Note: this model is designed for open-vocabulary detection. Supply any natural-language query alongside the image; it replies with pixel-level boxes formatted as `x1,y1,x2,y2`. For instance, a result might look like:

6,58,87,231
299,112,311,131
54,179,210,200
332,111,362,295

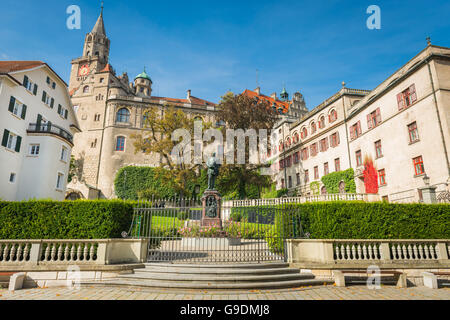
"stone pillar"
419,186,437,203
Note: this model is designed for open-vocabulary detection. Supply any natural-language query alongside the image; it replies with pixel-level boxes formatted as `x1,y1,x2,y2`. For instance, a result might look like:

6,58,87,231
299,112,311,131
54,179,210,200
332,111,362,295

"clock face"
78,64,90,76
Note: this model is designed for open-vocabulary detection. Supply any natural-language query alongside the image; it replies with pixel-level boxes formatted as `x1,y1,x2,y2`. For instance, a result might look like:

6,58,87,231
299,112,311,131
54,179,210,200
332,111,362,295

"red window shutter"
357,121,361,136
325,137,329,150
367,114,372,130
350,126,354,140
409,84,417,103
397,92,405,110
376,107,381,124
336,131,340,145
328,114,331,123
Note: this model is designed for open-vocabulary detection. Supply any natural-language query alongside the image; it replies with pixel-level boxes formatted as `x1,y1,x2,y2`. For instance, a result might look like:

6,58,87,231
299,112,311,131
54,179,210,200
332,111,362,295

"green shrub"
0,200,135,239
275,202,450,239
321,168,356,194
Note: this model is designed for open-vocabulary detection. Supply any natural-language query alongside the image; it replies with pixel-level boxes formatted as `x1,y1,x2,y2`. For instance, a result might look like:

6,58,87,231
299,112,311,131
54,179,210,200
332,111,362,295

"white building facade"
0,61,80,201
271,44,450,203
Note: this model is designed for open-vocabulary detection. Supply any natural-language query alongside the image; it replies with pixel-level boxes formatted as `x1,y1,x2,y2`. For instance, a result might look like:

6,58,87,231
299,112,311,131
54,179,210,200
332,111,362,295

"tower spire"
91,2,106,36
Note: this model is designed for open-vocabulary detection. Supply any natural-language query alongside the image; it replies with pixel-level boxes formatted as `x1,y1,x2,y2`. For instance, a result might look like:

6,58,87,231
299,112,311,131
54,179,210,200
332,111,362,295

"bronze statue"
206,152,221,190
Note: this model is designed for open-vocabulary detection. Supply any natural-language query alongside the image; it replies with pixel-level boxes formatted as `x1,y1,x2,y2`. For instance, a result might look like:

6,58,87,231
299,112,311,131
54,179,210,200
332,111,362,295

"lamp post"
423,174,430,186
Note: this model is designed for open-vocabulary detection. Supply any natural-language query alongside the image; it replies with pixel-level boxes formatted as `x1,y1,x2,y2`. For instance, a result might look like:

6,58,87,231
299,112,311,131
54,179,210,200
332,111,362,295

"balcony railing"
27,123,73,144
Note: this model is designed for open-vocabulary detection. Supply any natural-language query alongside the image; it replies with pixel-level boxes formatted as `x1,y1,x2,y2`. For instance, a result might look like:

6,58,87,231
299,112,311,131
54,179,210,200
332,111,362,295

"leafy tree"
216,92,279,199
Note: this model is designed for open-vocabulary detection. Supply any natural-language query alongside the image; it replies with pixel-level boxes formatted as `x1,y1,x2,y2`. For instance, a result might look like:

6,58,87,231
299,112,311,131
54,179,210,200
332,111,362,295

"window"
375,140,383,158
116,108,130,123
378,169,386,186
413,156,425,175
116,136,125,151
100,78,104,83
330,132,340,147
296,173,300,186
1,130,22,153
329,109,338,123
397,84,417,110
288,176,292,188
9,173,16,183
91,139,97,148
83,86,89,93
41,91,54,108
319,116,325,129
8,96,27,120
293,132,299,144
56,173,64,190
319,138,329,152
301,148,309,160
29,144,40,156
367,108,382,129
279,141,284,152
293,152,299,164
350,121,362,140
304,170,309,183
356,150,362,166
57,105,68,119
23,75,38,95
324,162,329,176
301,127,308,139
311,122,316,134
94,114,101,121
335,158,341,172
281,179,285,189
310,143,318,157
285,155,292,167
60,146,68,162
408,122,419,143
314,166,319,180
46,76,51,85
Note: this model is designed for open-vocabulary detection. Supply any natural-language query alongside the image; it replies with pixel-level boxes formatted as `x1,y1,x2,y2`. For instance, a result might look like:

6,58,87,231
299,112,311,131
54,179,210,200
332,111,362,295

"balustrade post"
436,242,449,261
29,241,42,265
379,243,391,261
96,241,108,265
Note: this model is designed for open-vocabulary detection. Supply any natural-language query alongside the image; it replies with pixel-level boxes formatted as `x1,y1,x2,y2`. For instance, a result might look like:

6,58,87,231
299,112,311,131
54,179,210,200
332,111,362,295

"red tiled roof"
99,63,113,73
242,89,290,113
0,61,45,73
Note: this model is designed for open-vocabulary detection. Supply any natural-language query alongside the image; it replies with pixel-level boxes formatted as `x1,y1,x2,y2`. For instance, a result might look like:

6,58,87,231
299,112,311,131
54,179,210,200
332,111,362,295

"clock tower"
69,5,110,94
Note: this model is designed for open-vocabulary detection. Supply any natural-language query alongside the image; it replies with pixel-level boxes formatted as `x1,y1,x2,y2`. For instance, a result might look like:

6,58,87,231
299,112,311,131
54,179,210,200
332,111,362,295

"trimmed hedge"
277,202,450,239
0,200,135,239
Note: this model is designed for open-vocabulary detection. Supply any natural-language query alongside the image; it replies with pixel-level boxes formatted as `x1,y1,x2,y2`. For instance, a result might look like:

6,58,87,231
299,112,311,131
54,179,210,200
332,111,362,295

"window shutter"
325,137,329,150
58,104,62,114
15,136,22,153
64,109,68,119
42,91,47,103
350,126,355,140
52,82,56,89
376,108,381,124
1,129,9,147
36,114,42,129
33,84,38,95
367,114,373,129
21,105,27,120
409,84,417,103
50,98,54,108
397,92,405,110
8,96,15,112
47,121,52,132
23,75,28,88
357,121,361,136
336,131,340,145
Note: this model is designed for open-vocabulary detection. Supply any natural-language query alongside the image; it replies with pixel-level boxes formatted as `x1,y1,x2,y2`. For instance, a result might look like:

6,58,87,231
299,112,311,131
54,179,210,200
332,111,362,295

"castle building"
271,42,450,203
67,9,218,199
0,61,80,200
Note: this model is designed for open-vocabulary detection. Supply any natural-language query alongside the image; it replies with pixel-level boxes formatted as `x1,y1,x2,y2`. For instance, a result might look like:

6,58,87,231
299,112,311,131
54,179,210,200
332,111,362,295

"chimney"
271,92,277,100
254,87,261,95
187,89,191,99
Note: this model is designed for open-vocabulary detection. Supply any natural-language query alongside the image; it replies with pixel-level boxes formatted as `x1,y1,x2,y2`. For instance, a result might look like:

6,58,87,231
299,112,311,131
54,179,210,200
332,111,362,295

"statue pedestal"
201,190,222,228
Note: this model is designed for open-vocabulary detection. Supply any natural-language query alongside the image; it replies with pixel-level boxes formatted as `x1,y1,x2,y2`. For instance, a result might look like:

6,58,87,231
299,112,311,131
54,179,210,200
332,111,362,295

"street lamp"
423,174,430,186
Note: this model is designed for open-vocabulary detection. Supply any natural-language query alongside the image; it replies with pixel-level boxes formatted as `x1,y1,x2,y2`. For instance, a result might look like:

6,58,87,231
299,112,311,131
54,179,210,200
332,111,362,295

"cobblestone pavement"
1,284,449,300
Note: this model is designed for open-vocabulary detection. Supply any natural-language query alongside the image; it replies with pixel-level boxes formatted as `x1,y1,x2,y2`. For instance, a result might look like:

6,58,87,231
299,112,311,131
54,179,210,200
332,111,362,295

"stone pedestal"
201,190,222,228
419,186,437,204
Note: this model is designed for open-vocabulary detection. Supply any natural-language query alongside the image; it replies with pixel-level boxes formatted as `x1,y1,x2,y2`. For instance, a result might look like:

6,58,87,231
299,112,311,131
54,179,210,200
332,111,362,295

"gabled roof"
0,61,45,73
242,89,290,113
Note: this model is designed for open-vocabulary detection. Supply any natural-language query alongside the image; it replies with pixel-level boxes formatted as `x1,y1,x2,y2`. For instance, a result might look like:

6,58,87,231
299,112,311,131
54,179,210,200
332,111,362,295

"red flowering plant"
177,223,223,238
223,218,243,239
363,156,378,194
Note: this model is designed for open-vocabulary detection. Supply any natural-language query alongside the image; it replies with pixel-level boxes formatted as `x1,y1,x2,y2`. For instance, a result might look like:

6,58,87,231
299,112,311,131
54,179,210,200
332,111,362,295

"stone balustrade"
286,239,450,266
0,239,148,266
225,193,374,208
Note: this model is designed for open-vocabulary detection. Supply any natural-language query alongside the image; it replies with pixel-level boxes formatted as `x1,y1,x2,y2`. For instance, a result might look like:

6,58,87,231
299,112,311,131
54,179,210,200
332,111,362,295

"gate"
126,198,303,263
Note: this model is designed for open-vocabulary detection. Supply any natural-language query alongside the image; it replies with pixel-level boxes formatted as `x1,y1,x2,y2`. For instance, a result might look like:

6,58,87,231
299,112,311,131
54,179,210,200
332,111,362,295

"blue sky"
1,0,449,108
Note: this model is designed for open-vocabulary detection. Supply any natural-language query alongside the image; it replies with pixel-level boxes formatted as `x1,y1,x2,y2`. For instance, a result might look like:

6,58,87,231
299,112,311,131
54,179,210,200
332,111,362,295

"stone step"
144,262,289,269
120,272,314,283
0,281,9,289
140,266,299,276
81,278,334,290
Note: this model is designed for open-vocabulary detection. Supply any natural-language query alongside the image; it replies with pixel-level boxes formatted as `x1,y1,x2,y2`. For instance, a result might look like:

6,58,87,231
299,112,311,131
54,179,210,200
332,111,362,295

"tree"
216,92,279,199
131,104,212,197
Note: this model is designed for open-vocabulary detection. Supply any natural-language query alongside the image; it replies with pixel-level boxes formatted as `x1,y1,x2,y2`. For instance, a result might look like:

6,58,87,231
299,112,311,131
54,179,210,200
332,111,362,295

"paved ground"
1,284,449,300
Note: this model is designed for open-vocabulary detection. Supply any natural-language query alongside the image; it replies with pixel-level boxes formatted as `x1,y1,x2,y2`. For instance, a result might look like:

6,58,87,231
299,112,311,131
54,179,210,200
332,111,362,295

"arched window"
83,85,89,93
115,136,126,151
116,108,130,123
279,141,284,152
293,132,299,144
329,109,338,123
319,116,325,129
194,116,203,122
321,186,327,195
285,137,291,148
301,127,308,139
311,121,317,134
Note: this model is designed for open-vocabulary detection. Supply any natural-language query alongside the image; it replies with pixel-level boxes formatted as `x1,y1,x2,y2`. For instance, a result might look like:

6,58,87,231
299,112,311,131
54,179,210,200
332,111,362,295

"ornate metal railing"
27,123,73,144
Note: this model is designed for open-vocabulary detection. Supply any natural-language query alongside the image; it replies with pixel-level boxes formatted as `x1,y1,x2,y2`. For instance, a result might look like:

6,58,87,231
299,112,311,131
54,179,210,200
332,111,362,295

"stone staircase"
81,262,334,290
0,273,13,289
